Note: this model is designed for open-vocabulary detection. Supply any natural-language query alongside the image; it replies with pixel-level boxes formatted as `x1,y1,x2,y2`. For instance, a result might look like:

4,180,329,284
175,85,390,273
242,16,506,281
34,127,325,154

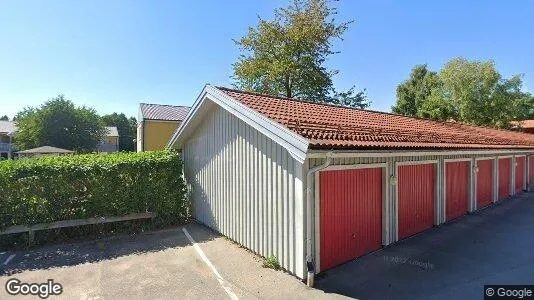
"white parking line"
182,228,239,300
4,254,15,265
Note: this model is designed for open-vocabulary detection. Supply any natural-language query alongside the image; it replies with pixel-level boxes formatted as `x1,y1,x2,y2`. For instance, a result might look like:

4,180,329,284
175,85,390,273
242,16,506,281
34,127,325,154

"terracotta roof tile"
511,120,534,129
217,87,534,150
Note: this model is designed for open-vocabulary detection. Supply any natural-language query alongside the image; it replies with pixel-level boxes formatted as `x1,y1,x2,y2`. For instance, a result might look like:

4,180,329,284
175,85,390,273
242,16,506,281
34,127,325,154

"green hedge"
0,151,189,231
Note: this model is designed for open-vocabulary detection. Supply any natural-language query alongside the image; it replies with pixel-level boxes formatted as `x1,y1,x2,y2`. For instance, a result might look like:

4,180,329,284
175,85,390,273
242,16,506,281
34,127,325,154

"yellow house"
98,126,119,152
137,103,190,151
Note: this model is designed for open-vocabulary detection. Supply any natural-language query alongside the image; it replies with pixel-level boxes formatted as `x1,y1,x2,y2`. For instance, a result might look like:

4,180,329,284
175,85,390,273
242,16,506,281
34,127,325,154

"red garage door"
445,161,469,221
515,156,525,194
398,163,435,240
530,156,534,188
476,159,493,209
319,167,383,271
498,158,511,201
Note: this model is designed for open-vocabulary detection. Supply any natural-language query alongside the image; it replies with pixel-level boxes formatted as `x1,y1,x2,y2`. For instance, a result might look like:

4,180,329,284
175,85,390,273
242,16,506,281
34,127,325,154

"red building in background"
512,120,534,134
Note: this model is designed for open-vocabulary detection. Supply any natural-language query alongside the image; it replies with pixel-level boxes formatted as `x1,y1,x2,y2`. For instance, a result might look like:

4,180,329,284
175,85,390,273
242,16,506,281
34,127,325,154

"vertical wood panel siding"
498,158,512,200
445,161,470,221
308,152,533,252
515,156,525,193
183,105,305,278
397,164,436,239
319,168,382,271
476,159,494,209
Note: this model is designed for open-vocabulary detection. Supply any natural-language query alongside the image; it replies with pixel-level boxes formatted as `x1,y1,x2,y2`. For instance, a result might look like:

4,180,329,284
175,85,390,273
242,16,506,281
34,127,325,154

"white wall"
136,122,143,152
182,104,306,278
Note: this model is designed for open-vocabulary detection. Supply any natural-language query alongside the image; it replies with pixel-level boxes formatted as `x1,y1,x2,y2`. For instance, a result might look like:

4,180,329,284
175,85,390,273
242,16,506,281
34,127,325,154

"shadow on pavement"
0,223,214,277
314,193,534,300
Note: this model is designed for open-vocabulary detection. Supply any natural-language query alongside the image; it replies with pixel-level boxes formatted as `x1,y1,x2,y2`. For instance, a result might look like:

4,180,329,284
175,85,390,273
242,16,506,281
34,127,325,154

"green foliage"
14,95,106,152
393,58,533,128
0,115,8,121
0,151,188,231
233,0,370,108
101,113,137,151
392,64,440,117
262,255,281,270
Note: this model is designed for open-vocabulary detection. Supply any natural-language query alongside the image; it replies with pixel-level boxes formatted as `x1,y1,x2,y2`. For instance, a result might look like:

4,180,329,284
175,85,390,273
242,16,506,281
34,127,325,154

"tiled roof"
0,121,16,134
105,126,119,137
140,103,190,121
16,146,74,154
217,87,534,150
511,120,534,129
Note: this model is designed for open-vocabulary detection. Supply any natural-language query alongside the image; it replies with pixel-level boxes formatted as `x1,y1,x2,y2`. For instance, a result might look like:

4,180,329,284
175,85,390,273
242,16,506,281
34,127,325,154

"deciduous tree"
14,95,106,151
101,113,137,152
233,0,370,108
392,64,439,117
393,58,532,128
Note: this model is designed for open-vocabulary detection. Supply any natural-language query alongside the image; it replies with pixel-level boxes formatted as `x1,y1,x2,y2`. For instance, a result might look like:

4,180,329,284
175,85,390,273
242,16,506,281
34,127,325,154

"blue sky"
1,0,533,119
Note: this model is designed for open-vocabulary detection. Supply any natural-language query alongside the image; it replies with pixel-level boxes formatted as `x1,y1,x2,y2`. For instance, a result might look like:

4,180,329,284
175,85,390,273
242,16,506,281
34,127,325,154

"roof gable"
105,126,119,137
167,85,309,163
139,103,190,121
218,87,534,150
0,121,16,135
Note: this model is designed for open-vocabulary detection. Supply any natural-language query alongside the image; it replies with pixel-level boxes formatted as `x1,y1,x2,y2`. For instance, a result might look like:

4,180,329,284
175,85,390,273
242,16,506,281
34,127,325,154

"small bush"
0,151,188,234
263,255,281,270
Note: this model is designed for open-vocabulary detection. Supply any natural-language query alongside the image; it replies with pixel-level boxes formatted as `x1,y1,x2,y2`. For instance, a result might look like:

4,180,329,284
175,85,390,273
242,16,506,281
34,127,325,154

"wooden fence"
0,212,155,246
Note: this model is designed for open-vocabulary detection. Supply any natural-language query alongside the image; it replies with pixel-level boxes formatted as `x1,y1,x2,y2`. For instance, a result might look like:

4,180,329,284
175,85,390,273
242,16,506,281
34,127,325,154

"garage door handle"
352,234,356,239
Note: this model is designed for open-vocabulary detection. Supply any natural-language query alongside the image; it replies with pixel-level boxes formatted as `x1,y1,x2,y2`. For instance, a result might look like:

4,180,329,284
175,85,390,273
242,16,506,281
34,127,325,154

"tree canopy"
14,95,106,151
392,64,440,117
392,58,533,128
233,0,369,108
101,113,137,152
0,115,8,121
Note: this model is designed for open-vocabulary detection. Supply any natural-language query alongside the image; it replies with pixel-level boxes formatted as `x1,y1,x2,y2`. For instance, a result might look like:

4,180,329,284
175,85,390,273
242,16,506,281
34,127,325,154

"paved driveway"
0,224,337,300
2,194,534,299
316,192,534,299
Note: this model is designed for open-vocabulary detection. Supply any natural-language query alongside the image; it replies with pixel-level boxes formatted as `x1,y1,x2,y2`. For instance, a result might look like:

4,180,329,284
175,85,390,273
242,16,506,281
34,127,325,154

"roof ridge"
215,86,518,134
140,103,190,108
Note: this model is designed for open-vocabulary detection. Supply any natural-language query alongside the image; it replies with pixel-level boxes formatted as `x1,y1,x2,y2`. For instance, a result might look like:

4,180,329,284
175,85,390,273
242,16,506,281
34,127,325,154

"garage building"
168,85,534,280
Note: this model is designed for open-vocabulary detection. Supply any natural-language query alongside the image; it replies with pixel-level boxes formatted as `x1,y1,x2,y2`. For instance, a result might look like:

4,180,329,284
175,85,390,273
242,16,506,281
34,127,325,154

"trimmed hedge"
0,151,188,231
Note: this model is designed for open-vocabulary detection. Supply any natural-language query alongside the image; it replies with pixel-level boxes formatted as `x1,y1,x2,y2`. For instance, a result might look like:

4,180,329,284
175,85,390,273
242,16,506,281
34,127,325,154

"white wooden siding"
307,152,534,252
182,104,306,278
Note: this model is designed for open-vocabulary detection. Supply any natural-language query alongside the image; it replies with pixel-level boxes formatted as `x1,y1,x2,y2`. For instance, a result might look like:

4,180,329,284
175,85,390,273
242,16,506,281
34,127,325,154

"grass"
262,255,281,270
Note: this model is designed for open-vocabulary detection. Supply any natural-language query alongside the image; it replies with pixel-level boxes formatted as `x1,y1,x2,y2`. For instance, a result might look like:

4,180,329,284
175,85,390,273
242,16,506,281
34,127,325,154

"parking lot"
2,193,534,299
0,224,336,299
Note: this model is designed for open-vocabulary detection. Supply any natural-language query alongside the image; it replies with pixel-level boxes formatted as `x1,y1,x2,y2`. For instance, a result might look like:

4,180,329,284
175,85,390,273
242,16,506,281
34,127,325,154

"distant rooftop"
139,103,190,121
511,120,534,129
105,126,119,137
0,121,16,134
16,146,74,154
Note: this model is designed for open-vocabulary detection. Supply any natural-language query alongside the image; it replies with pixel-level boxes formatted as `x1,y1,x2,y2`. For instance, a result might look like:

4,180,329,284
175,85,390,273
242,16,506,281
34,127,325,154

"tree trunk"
285,75,292,98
